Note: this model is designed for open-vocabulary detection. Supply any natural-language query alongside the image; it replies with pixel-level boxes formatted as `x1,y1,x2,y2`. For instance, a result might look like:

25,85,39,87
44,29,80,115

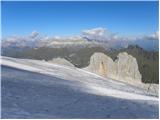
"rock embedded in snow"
84,52,142,82
48,58,75,67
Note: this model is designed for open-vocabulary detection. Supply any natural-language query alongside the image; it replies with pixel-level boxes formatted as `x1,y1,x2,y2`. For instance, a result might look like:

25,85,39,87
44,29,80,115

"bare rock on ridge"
115,52,142,82
84,52,142,82
84,52,117,78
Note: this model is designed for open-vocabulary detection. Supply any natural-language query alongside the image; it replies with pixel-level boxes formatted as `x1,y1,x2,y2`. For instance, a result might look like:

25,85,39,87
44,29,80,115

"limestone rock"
48,58,75,67
84,52,117,78
85,52,142,82
115,52,141,81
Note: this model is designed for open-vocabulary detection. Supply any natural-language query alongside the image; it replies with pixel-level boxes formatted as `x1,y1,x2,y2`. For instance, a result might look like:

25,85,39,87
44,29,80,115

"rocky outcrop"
115,52,142,82
84,53,117,78
84,52,142,82
48,58,75,67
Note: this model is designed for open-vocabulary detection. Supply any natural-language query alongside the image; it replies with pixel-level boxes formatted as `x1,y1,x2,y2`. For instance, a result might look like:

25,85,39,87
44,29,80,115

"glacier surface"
1,56,159,118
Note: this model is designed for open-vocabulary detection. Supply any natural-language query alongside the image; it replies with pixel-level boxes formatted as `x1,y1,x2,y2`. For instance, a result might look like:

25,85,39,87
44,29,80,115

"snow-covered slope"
1,56,159,118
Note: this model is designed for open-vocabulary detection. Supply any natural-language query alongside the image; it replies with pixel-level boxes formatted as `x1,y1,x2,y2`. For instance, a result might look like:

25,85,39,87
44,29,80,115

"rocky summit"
84,52,142,83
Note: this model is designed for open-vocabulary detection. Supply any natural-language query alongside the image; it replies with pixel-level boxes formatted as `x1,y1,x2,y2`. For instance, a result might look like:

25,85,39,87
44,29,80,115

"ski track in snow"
1,56,159,119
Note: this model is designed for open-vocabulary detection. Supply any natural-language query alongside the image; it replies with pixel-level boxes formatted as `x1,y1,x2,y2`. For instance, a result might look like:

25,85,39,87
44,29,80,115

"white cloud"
82,27,109,41
2,31,43,48
30,30,39,38
82,27,106,36
150,31,159,40
53,36,61,40
135,31,159,41
82,27,124,41
51,35,82,41
82,27,159,42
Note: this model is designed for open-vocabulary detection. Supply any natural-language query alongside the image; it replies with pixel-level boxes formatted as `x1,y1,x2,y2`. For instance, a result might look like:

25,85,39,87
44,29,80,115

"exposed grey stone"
85,52,142,82
115,52,142,82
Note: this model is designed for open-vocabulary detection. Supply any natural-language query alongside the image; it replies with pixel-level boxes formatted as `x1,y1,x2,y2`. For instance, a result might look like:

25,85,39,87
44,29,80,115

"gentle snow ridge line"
85,85,158,101
1,56,158,101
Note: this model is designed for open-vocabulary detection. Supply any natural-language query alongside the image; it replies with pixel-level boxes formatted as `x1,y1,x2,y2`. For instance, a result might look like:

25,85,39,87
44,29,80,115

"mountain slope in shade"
1,56,158,119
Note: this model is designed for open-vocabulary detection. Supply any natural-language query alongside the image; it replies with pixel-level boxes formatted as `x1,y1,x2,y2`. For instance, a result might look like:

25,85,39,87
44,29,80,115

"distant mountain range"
2,28,159,51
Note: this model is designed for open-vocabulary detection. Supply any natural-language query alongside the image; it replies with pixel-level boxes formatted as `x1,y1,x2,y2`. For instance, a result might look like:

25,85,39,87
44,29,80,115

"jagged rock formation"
84,53,117,78
84,52,142,82
48,58,75,67
115,52,142,82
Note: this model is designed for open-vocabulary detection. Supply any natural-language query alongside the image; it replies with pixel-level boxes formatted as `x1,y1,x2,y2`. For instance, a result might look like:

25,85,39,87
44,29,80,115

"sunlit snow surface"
1,56,159,118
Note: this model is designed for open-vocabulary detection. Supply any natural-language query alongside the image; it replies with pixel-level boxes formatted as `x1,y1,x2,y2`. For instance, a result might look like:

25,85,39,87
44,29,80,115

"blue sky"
1,1,159,37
